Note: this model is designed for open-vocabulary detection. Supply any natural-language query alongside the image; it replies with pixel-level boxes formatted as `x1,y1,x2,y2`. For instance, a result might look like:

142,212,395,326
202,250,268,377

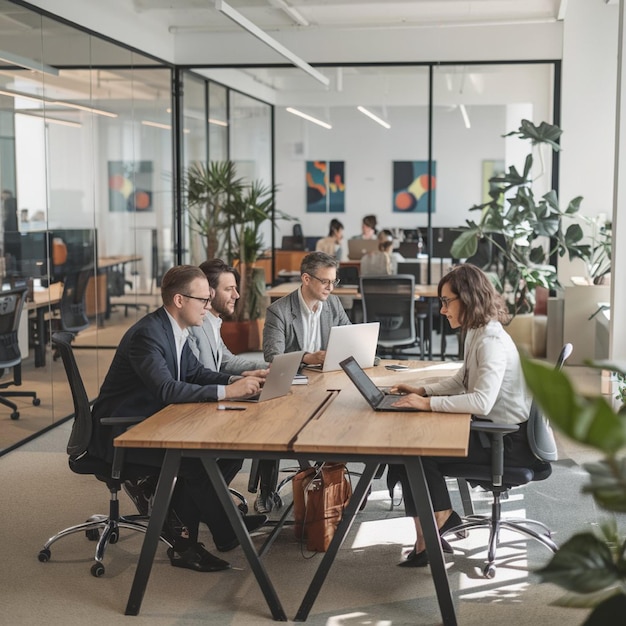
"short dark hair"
199,258,239,290
161,265,207,305
363,214,377,231
438,264,509,330
300,251,339,276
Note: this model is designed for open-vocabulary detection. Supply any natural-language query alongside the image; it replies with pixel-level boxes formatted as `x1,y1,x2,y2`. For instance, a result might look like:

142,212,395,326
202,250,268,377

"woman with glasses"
387,264,545,567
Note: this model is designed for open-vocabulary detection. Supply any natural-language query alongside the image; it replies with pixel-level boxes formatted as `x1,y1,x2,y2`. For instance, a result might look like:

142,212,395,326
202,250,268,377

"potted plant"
521,355,626,624
451,120,591,317
185,160,293,351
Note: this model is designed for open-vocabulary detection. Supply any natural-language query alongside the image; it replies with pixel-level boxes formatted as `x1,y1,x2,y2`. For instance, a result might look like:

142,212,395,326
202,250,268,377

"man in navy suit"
90,265,266,572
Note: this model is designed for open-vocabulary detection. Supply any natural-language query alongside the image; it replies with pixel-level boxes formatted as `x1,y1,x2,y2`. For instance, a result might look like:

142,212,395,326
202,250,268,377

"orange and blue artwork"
306,160,345,213
108,160,153,212
393,161,436,213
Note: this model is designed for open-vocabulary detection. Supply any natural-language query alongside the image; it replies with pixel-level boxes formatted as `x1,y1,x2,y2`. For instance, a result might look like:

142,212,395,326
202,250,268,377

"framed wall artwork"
108,160,153,212
306,160,345,213
392,161,436,213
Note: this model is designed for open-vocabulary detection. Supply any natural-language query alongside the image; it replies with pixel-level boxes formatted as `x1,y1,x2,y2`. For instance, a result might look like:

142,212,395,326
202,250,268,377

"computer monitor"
50,229,97,282
3,231,50,279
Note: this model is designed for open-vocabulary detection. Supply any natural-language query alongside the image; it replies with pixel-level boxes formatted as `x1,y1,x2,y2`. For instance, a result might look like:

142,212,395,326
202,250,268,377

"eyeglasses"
307,274,340,288
439,296,459,308
180,293,211,307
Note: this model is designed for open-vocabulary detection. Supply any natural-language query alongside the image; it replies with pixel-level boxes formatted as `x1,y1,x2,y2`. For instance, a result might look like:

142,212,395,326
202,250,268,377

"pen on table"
217,404,247,411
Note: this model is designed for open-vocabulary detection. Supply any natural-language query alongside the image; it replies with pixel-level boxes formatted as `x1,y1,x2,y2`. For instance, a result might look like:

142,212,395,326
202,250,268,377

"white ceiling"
129,0,566,33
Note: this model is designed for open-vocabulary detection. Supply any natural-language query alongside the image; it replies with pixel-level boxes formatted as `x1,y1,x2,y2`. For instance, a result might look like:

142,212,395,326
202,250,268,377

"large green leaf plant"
451,120,591,316
521,356,626,624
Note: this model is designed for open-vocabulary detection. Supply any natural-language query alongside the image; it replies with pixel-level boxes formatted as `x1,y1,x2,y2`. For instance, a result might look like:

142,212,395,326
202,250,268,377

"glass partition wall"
0,2,557,454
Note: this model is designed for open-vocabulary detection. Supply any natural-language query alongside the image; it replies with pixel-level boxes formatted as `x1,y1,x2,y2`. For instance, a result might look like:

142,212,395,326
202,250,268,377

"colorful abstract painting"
306,160,345,213
108,161,153,212
392,161,436,213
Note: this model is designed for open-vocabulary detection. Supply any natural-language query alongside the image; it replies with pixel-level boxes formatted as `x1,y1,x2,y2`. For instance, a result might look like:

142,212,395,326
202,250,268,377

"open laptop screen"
323,322,380,372
339,356,386,409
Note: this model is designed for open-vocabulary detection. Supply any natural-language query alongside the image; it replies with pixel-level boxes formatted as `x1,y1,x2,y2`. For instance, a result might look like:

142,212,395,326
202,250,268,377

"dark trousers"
127,448,243,545
388,421,543,516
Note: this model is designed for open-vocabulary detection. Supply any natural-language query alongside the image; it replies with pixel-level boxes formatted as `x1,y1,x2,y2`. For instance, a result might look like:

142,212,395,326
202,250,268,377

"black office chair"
0,285,40,420
438,343,574,578
38,331,172,577
360,275,419,359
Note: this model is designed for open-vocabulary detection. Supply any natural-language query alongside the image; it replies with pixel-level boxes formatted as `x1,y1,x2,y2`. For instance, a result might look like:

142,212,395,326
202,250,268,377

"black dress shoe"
215,514,268,552
167,543,231,572
398,548,429,568
439,510,467,539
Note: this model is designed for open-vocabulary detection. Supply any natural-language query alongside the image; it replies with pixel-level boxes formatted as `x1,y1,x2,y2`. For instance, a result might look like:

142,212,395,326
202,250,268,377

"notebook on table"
322,322,380,372
339,355,422,411
228,350,305,402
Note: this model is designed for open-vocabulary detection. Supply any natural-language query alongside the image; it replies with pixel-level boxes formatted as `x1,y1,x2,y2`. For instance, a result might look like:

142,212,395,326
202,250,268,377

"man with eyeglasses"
89,265,267,574
263,251,351,366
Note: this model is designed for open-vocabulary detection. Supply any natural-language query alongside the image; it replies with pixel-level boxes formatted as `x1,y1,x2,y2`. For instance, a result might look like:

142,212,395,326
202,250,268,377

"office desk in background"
25,283,63,368
115,363,470,624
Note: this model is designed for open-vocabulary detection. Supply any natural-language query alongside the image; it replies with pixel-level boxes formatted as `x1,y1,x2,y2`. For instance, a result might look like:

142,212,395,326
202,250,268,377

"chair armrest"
470,421,520,488
100,416,143,427
100,416,145,478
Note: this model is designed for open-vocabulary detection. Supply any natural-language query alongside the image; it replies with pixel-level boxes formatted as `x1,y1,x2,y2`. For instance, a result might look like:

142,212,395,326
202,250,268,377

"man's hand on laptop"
241,368,269,379
302,350,326,366
225,376,264,399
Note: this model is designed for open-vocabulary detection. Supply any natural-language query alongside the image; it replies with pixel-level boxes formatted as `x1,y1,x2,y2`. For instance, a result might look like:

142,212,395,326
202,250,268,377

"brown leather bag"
292,463,352,552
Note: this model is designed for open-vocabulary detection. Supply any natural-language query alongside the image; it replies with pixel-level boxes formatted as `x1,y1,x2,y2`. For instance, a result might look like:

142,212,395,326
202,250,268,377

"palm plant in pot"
185,160,292,351
450,120,591,317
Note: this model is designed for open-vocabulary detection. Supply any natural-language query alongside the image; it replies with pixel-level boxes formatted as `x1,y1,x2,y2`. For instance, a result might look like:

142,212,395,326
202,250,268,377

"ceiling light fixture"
142,120,190,134
208,117,228,127
215,0,329,87
0,88,117,118
459,104,471,129
357,106,391,129
0,50,59,76
267,0,309,27
17,111,82,128
286,107,332,129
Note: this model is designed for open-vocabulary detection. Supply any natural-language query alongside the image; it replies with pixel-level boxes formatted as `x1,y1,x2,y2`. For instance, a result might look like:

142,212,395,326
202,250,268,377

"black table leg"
125,450,180,616
404,457,457,626
201,456,288,622
294,462,378,622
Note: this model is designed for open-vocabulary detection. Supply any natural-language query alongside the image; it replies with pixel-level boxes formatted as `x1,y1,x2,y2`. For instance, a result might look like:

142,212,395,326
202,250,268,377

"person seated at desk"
387,264,548,567
352,213,378,240
90,265,267,573
263,251,351,366
360,229,403,276
188,259,275,515
315,218,344,260
259,252,351,510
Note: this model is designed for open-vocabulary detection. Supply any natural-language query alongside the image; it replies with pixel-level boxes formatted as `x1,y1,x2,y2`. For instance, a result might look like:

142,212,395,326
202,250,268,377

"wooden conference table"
115,363,470,624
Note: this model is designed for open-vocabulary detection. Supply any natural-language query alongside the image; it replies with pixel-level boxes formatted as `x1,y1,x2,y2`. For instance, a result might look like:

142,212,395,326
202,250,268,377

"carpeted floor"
0,419,605,625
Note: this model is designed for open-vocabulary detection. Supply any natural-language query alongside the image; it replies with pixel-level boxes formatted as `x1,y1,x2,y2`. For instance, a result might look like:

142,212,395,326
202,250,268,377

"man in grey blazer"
259,252,351,510
188,258,269,376
90,265,266,573
263,251,351,365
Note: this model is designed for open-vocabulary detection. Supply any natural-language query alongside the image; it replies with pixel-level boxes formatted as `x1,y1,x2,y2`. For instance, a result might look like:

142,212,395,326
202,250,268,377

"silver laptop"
229,350,305,402
347,238,380,260
340,356,421,411
322,322,380,372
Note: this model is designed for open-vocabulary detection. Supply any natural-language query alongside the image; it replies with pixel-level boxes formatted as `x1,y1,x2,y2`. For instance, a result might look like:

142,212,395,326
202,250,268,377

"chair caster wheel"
483,564,496,579
237,501,249,515
38,549,51,562
33,398,41,406
91,562,105,577
109,530,119,544
86,528,100,541
10,410,19,420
